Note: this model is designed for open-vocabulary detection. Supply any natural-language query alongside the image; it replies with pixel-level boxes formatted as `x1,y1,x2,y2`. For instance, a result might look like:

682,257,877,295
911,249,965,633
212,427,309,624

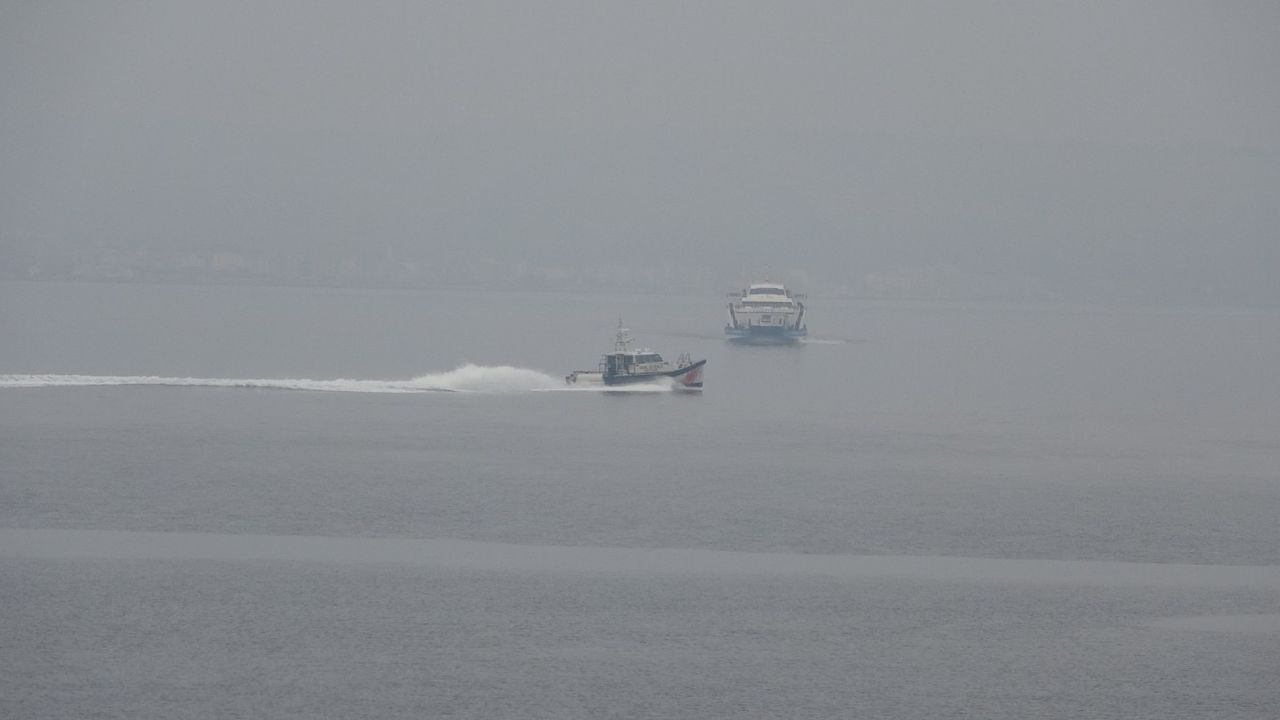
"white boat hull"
726,283,807,343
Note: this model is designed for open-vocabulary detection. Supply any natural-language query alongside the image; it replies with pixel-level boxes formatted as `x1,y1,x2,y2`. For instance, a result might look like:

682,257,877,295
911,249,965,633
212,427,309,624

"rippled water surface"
2,281,1278,719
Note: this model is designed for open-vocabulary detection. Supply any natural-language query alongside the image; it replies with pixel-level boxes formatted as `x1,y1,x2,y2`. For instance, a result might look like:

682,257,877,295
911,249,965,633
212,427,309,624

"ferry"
566,322,705,388
725,282,807,343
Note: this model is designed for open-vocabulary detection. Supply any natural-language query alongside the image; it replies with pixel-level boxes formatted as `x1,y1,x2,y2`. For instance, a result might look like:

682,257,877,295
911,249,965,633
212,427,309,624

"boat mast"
613,319,634,353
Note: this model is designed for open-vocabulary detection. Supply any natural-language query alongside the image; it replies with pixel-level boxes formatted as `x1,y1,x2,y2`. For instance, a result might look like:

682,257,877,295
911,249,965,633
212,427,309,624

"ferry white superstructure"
725,282,807,343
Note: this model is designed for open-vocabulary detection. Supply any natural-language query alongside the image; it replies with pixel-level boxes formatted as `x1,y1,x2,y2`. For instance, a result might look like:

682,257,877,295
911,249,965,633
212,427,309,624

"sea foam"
0,364,563,394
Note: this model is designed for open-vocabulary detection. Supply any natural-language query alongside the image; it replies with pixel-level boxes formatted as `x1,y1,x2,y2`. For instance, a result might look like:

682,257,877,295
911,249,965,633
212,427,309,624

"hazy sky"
2,1,1278,300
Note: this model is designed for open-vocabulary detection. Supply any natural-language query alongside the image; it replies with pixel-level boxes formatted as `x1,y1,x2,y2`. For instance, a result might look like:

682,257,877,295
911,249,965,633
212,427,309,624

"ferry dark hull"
725,325,806,344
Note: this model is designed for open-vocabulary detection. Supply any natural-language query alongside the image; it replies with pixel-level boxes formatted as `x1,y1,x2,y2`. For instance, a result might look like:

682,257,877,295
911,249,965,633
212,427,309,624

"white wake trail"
536,382,677,393
0,364,563,394
534,375,692,393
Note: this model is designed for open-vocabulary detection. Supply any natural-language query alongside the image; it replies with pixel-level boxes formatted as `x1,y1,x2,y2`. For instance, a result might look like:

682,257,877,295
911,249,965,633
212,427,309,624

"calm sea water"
2,281,1278,718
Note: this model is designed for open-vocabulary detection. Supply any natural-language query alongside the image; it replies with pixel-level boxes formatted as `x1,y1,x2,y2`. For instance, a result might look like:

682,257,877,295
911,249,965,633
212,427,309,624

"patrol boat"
566,322,705,388
725,282,807,343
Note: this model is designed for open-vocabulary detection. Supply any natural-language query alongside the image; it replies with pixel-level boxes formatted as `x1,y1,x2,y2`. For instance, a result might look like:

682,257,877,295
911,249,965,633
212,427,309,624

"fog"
5,7,1280,716
2,1,1278,301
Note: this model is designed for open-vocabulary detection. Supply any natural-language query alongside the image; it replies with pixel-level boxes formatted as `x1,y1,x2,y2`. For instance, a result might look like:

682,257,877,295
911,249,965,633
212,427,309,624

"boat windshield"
749,287,785,295
635,353,663,363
